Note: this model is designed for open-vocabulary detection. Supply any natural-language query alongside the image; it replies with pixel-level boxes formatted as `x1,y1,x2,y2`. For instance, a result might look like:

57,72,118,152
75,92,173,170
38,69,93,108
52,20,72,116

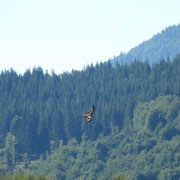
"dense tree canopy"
0,55,180,155
0,55,180,179
17,95,180,179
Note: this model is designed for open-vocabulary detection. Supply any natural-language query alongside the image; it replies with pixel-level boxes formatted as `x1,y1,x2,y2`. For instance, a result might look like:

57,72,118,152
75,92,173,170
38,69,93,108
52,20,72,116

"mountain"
110,24,180,65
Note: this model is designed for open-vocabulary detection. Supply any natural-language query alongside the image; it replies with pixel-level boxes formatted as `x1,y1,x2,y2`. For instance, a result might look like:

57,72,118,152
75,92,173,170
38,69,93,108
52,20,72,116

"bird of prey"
83,106,95,122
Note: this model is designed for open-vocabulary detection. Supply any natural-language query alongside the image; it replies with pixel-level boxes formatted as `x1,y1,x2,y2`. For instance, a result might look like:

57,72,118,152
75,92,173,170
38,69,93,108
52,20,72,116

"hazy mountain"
110,24,180,65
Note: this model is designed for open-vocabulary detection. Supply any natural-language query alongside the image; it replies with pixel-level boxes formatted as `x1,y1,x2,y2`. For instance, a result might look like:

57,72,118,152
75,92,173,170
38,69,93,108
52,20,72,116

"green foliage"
3,133,18,170
112,174,128,180
0,55,180,157
22,96,180,180
133,95,180,139
0,54,180,179
0,173,54,180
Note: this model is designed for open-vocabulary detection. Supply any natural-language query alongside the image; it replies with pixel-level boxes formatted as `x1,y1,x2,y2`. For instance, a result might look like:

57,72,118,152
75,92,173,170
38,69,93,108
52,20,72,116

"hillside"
0,55,180,179
17,95,180,179
110,24,180,65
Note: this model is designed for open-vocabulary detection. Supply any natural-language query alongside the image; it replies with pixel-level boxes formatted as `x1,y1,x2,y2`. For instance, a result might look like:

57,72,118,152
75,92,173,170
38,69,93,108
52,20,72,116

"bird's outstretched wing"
88,106,95,116
83,114,88,118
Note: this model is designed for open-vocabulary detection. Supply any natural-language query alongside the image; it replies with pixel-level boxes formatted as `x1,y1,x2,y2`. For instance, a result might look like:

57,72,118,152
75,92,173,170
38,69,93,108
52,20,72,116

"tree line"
5,95,180,180
0,55,180,158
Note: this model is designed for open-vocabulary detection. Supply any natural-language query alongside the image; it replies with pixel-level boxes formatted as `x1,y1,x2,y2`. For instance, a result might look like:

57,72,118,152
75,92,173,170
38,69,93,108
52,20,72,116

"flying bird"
83,106,95,122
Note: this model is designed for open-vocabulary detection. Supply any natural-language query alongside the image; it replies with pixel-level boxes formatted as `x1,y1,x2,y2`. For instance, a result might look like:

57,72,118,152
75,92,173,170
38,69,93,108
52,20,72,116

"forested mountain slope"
0,55,180,179
20,95,180,179
0,55,180,159
110,24,180,65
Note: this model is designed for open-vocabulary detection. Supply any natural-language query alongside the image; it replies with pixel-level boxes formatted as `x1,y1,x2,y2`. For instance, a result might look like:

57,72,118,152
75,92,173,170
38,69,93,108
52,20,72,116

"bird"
83,106,95,122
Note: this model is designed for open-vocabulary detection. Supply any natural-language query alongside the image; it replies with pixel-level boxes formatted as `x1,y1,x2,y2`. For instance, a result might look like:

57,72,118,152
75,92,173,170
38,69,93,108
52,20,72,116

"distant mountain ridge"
110,24,180,65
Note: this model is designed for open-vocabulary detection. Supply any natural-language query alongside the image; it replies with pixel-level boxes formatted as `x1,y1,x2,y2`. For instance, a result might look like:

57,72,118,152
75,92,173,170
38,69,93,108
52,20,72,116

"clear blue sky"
0,0,180,74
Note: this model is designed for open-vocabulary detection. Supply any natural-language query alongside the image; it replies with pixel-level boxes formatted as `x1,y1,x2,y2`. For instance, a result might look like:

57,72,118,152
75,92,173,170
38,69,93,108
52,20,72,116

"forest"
0,54,180,179
111,24,180,65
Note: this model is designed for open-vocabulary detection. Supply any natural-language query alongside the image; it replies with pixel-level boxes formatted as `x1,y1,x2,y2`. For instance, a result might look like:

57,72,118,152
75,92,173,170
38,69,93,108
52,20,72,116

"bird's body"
83,106,95,122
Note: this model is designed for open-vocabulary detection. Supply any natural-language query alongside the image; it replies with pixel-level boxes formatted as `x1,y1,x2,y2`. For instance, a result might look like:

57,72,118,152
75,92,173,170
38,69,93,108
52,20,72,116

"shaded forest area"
25,95,180,179
0,55,180,179
2,95,180,179
0,55,180,156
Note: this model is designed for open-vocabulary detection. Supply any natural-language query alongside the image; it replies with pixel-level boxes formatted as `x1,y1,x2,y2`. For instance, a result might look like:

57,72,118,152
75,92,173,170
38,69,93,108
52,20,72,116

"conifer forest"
0,53,180,179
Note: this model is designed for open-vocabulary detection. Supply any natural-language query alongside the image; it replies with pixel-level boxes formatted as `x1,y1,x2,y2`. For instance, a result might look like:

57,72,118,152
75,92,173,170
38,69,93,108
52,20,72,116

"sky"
0,0,180,75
